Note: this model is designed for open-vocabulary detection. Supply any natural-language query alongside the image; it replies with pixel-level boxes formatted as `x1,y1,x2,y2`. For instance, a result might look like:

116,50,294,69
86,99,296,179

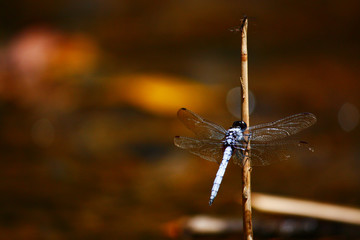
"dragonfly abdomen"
209,146,233,205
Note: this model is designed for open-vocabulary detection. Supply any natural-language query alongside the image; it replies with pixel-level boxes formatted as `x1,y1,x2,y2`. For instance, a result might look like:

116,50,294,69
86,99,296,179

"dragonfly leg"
243,132,251,137
240,136,252,166
233,145,246,151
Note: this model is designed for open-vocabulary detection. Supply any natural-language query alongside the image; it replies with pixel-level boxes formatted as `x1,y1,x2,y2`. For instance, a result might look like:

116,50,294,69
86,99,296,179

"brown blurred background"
0,0,360,239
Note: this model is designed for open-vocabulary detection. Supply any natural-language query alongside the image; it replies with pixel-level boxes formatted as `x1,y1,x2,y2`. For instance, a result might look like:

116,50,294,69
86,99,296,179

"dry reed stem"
252,193,360,225
240,16,253,240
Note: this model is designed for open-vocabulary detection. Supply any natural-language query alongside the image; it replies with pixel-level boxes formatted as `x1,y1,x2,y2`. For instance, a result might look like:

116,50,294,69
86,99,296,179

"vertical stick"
240,16,253,240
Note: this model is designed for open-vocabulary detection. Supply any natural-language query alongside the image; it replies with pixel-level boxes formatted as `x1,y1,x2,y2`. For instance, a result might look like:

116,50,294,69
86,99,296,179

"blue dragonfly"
174,108,317,205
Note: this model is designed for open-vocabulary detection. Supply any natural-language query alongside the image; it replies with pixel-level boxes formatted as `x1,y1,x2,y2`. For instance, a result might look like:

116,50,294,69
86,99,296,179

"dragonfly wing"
177,108,226,140
174,136,224,164
233,140,314,166
248,113,317,142
232,149,246,166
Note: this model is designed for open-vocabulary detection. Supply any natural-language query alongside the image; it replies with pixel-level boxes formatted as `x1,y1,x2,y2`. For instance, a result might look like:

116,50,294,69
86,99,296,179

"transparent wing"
248,113,317,142
174,136,224,164
177,108,226,140
233,140,314,166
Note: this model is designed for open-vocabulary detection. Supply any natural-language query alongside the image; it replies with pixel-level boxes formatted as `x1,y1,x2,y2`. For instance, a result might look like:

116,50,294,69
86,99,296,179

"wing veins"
174,136,224,163
248,113,316,142
177,108,226,140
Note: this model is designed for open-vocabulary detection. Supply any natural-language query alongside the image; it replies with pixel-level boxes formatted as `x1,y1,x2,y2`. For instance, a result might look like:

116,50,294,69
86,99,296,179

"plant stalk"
240,16,253,240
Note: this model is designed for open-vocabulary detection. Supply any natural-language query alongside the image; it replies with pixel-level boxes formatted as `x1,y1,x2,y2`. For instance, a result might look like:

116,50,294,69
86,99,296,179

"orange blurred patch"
48,34,99,78
7,27,99,82
1,27,100,108
107,74,223,116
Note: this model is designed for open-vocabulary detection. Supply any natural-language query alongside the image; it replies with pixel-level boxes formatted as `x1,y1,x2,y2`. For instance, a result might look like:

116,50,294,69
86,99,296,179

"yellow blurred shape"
108,74,221,116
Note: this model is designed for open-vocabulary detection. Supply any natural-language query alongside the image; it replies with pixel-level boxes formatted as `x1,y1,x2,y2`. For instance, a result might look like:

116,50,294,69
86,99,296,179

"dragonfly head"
232,120,247,130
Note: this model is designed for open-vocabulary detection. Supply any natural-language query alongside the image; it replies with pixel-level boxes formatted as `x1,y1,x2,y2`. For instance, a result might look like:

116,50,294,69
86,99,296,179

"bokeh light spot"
338,102,359,132
226,87,256,119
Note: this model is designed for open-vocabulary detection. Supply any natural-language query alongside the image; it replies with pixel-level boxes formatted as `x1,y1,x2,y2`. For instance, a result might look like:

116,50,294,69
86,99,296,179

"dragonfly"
174,108,317,206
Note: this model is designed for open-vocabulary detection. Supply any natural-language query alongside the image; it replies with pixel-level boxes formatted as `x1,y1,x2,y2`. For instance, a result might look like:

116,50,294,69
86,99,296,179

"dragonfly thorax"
224,128,244,146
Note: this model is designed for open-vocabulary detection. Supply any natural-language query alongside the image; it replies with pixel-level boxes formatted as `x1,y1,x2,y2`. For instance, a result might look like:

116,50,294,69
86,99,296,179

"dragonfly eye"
232,121,247,130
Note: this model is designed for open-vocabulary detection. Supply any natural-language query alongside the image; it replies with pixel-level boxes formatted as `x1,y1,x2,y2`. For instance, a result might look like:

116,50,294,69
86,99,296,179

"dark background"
0,0,359,239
